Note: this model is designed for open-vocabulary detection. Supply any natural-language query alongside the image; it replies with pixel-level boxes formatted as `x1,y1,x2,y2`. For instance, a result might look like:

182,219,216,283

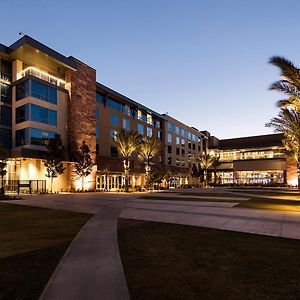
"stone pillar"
65,57,97,190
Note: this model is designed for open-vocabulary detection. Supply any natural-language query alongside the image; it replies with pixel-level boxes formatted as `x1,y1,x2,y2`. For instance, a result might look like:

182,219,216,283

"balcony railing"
18,67,66,89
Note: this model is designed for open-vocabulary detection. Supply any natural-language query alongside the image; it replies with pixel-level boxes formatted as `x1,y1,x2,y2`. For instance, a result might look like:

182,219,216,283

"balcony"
18,67,66,89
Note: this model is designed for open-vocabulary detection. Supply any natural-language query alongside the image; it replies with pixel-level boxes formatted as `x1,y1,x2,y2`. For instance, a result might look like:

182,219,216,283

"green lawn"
139,195,242,203
235,198,300,212
0,203,91,300
118,219,300,300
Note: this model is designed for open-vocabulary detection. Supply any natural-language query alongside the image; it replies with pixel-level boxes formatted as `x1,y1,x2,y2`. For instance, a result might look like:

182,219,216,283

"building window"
181,128,186,137
147,114,153,125
31,80,57,104
0,106,12,126
0,128,11,148
181,149,185,156
110,129,117,141
181,139,185,146
16,80,30,101
176,137,180,145
167,133,172,143
168,145,172,154
187,132,192,140
155,120,161,128
157,131,161,139
175,126,180,134
96,107,100,120
31,104,57,126
188,142,191,149
123,118,130,130
168,122,175,132
138,123,144,135
111,146,118,158
110,113,118,127
147,127,153,137
167,157,172,165
96,92,105,105
30,128,56,146
96,125,100,139
16,104,30,123
176,148,180,156
137,110,147,122
0,59,12,82
16,128,29,147
0,83,11,104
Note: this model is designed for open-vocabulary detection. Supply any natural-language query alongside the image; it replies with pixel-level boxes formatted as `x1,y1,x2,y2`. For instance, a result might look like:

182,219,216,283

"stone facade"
65,57,97,189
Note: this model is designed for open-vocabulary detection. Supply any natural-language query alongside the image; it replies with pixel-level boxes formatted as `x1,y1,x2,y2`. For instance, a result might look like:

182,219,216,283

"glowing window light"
19,67,66,88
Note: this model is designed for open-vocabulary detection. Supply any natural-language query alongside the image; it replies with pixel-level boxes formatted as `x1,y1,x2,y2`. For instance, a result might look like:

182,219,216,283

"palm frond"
269,56,300,87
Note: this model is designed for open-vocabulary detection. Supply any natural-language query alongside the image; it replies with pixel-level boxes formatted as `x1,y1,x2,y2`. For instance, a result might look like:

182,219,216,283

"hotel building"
163,114,205,186
0,35,204,192
207,133,298,186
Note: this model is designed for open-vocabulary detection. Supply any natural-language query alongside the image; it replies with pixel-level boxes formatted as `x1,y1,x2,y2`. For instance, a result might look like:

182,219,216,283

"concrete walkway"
121,197,300,240
35,196,130,300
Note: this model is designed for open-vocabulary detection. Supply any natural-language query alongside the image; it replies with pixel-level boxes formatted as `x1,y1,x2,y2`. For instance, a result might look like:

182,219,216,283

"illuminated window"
168,133,172,143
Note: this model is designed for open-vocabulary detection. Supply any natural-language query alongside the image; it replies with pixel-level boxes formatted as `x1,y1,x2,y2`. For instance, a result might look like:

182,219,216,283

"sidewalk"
39,200,130,300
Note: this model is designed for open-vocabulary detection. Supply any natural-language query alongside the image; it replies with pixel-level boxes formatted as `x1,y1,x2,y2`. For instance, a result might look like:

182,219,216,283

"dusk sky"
2,0,300,138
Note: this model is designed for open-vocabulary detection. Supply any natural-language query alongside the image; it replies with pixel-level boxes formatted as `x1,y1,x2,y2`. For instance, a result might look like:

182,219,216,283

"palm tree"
0,148,7,195
210,156,222,186
138,136,162,187
198,153,214,187
266,108,300,191
269,56,300,111
115,129,141,191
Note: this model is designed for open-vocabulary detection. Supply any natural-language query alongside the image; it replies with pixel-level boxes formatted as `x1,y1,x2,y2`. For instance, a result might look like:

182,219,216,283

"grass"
118,219,300,300
0,203,91,300
235,198,300,212
138,195,242,203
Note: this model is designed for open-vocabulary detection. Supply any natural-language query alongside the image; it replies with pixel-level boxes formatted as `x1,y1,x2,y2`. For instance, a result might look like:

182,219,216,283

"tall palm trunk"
145,161,151,188
214,169,217,186
50,176,53,193
82,176,85,192
297,161,300,194
123,159,130,191
203,170,207,187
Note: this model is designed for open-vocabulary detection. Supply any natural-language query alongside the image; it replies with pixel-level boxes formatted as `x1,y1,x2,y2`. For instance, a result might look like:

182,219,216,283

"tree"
44,134,66,193
0,148,7,195
138,136,161,188
115,130,141,191
74,141,94,191
198,153,214,187
266,108,300,191
210,156,222,186
269,56,300,111
268,56,300,191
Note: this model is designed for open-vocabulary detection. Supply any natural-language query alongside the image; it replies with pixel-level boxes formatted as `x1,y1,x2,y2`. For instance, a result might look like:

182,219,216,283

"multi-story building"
163,114,205,186
95,83,165,190
0,35,205,192
207,133,297,186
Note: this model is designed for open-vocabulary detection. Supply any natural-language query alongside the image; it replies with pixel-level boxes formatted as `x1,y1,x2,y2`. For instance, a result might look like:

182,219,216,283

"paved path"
121,196,300,240
39,198,130,300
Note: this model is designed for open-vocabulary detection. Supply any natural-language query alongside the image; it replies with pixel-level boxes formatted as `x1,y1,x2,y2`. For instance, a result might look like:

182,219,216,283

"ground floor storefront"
215,170,289,186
